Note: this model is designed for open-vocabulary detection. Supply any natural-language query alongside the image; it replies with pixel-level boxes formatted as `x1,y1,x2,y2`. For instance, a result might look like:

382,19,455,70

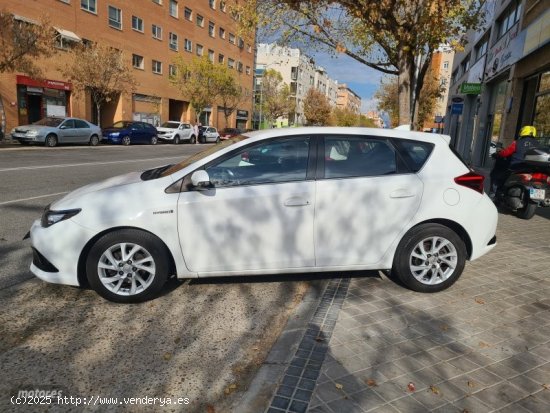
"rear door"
74,119,91,143
314,135,423,266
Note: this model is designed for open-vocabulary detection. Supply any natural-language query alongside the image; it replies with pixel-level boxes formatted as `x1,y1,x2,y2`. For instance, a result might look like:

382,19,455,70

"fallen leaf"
475,297,485,305
174,337,181,344
467,380,476,388
542,383,549,390
163,352,172,361
407,382,416,392
429,385,440,395
365,379,377,387
229,384,237,390
478,341,491,348
206,405,216,413
335,383,344,390
462,409,470,413
440,324,449,331
315,336,325,342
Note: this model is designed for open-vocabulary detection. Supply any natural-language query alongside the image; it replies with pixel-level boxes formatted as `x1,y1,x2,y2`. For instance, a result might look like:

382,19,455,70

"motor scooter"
493,147,550,219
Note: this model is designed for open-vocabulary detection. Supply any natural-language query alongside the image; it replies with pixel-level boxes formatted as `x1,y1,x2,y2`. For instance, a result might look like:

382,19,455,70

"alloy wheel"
409,236,457,285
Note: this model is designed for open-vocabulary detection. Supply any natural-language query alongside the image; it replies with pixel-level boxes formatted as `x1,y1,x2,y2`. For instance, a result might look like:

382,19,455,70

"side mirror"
59,125,67,129
191,170,211,189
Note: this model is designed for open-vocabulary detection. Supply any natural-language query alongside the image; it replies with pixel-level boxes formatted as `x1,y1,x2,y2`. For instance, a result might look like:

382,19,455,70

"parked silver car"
10,117,102,147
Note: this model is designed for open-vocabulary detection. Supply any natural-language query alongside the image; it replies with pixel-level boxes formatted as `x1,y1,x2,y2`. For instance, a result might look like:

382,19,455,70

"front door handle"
284,197,310,207
390,189,415,198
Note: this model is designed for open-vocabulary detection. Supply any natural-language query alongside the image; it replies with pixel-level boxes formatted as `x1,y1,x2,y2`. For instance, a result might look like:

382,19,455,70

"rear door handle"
390,189,415,198
284,197,310,207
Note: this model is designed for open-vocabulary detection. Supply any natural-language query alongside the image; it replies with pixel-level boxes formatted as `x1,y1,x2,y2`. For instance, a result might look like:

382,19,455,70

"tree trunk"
397,49,414,128
96,103,101,128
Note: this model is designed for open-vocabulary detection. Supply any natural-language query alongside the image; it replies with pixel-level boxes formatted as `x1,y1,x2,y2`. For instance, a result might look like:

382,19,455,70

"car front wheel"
174,135,180,144
86,229,170,303
45,134,58,147
392,224,466,293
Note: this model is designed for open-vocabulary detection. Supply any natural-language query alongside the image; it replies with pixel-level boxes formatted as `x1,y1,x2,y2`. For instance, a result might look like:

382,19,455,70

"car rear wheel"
174,135,180,144
392,224,466,293
122,136,131,146
151,135,158,145
215,136,220,143
86,229,170,303
45,134,58,147
189,135,196,144
89,135,99,146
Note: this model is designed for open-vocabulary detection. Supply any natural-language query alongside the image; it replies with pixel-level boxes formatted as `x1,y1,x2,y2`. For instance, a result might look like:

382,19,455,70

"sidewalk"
239,208,550,413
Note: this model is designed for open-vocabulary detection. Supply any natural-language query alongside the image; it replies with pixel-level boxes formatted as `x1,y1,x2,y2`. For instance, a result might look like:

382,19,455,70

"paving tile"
411,387,448,410
474,382,528,409
372,381,407,403
508,375,547,394
366,404,399,413
516,394,550,413
451,395,491,412
326,397,364,413
387,395,427,413
348,389,385,411
496,402,531,413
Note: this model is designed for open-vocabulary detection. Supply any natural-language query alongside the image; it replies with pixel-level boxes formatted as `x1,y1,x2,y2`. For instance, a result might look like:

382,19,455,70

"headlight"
110,132,120,137
41,207,81,228
26,130,39,136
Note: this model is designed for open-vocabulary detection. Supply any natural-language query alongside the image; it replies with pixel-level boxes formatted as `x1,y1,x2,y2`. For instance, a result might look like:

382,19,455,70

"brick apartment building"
0,0,255,136
336,84,361,113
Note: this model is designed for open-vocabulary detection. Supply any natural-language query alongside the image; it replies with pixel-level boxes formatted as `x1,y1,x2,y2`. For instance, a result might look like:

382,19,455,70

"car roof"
242,127,451,146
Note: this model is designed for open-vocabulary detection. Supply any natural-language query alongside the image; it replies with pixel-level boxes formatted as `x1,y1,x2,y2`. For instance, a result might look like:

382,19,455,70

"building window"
196,14,204,27
209,0,216,9
184,7,192,21
238,37,244,49
219,27,226,39
220,1,226,12
246,66,251,75
81,0,96,13
208,49,214,62
152,0,162,4
475,33,489,61
169,0,178,18
184,38,192,52
208,21,215,37
497,1,522,40
132,16,144,32
132,54,144,69
169,32,178,50
460,53,471,74
228,58,235,69
218,54,225,64
108,6,122,29
196,44,203,56
247,44,252,53
152,24,162,40
237,61,243,72
169,64,177,77
443,61,449,69
152,60,162,74
229,33,235,44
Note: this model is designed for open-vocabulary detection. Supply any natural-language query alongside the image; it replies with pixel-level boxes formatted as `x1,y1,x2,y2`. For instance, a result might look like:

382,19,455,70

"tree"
374,77,399,128
417,66,445,129
217,67,245,127
258,69,295,127
303,87,332,125
170,56,226,124
62,42,137,127
0,10,55,77
235,0,484,128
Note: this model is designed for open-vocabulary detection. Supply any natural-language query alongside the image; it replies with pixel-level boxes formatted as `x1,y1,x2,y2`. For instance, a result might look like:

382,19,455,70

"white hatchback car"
29,127,498,303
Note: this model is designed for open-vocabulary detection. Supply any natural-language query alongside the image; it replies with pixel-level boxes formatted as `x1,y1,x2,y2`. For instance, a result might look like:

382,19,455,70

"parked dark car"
220,128,243,140
102,121,159,145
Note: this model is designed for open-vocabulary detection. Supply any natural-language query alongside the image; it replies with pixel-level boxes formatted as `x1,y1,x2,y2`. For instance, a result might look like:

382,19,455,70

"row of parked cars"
9,116,245,147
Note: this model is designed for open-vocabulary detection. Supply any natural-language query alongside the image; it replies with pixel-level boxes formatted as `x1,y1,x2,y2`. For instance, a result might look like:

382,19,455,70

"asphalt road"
0,143,311,412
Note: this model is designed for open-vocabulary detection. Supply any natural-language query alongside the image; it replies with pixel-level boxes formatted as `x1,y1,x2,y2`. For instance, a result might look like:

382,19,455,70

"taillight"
455,172,485,194
519,173,550,184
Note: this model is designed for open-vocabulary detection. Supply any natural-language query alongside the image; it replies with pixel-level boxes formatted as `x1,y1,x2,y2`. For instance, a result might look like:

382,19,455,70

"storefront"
16,75,71,125
236,110,248,130
132,94,160,126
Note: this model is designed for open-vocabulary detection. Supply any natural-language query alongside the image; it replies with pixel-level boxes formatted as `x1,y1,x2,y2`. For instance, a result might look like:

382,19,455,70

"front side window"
81,0,96,13
206,137,311,187
323,136,397,178
61,119,76,129
108,5,122,29
132,16,144,32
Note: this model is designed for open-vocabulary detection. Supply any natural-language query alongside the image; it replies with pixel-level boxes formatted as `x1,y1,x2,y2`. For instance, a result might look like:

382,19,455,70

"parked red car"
220,128,243,140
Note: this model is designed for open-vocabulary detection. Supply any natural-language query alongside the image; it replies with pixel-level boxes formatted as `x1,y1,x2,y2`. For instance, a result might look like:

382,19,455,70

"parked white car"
157,121,196,144
199,126,220,143
29,127,498,302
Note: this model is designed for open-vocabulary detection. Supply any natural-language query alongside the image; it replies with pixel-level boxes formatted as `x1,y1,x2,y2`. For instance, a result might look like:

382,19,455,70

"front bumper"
29,218,95,287
12,134,43,143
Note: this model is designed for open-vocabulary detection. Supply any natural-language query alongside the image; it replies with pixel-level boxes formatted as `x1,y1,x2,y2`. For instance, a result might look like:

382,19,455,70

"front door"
59,119,77,143
314,135,423,266
177,136,315,273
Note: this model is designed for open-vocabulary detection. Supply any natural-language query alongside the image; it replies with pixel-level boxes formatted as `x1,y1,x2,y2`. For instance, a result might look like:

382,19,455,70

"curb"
234,279,328,413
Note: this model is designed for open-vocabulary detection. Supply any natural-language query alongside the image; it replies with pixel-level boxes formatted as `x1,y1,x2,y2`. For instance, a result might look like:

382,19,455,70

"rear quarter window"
393,139,434,172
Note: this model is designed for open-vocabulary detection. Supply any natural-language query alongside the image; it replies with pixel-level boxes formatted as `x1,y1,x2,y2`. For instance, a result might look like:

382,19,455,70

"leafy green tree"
235,0,484,128
303,87,332,125
375,76,399,128
217,67,246,127
62,42,137,127
258,69,295,127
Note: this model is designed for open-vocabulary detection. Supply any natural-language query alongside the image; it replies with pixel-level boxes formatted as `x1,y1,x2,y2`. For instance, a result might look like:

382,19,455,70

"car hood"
157,127,177,133
51,171,144,209
15,125,49,132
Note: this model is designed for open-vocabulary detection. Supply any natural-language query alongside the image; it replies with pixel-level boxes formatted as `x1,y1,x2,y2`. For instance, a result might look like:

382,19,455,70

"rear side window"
393,139,434,172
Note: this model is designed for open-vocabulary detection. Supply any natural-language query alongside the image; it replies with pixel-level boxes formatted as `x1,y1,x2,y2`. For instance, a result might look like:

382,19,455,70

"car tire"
86,229,170,303
215,136,220,143
190,135,196,144
174,135,180,145
122,136,131,146
392,223,466,293
516,201,537,220
151,135,158,145
45,134,58,147
89,135,99,146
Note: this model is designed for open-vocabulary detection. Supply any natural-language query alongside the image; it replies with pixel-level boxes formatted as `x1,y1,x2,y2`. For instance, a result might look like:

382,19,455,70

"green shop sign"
460,83,482,95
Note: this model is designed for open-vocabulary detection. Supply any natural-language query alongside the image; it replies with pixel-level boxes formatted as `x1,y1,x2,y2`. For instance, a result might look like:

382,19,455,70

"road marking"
0,156,184,172
0,191,69,206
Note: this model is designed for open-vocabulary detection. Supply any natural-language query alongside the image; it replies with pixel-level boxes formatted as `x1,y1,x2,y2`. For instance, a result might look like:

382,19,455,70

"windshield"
110,121,132,129
160,135,249,177
33,117,63,127
161,122,180,129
